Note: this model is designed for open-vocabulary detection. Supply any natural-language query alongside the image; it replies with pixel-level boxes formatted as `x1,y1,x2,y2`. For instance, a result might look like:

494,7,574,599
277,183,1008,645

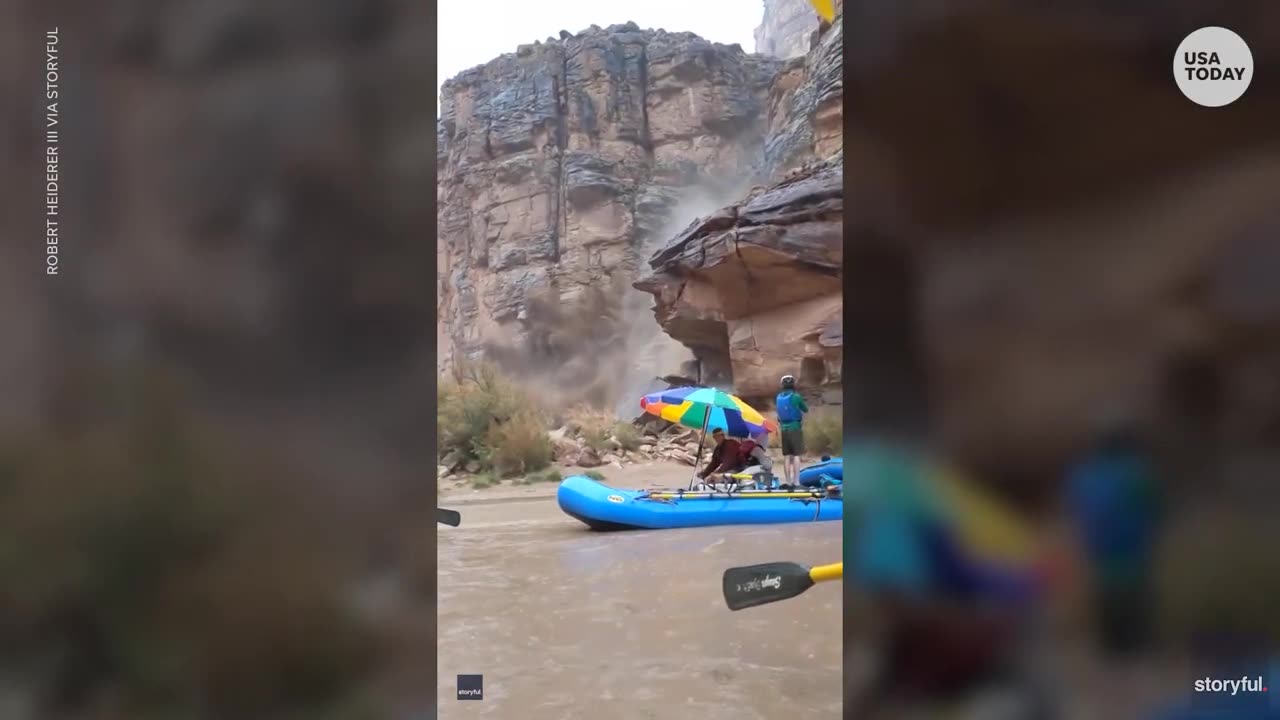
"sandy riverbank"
438,460,700,504
438,456,831,505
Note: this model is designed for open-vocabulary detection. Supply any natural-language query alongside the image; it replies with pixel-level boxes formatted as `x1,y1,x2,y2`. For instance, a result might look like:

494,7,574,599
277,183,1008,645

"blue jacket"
1067,450,1160,577
775,390,807,425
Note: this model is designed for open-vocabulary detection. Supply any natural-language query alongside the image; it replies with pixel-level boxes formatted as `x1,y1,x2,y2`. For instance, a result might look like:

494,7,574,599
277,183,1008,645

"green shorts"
780,426,805,456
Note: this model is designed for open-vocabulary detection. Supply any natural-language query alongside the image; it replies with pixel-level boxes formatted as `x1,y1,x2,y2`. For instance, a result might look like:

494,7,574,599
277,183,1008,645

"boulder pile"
550,418,708,468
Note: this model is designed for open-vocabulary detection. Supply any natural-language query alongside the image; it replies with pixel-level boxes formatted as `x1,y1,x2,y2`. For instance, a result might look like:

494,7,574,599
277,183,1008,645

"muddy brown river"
437,467,843,720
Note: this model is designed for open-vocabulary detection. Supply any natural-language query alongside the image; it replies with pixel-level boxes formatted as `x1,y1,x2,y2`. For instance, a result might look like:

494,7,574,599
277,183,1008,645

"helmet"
780,375,796,388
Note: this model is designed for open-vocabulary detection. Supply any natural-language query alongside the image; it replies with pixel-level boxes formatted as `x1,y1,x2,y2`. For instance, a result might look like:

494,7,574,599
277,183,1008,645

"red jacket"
699,439,742,478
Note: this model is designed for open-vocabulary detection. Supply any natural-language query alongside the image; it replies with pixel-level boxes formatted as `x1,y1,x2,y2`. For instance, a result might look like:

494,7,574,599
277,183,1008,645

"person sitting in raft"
735,433,776,489
696,428,742,486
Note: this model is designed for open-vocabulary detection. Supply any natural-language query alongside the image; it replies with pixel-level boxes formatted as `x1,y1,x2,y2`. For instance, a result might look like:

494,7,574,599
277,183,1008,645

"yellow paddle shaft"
809,562,843,583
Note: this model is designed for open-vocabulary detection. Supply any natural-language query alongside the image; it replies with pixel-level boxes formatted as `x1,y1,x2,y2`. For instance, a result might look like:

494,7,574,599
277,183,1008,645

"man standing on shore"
776,375,809,486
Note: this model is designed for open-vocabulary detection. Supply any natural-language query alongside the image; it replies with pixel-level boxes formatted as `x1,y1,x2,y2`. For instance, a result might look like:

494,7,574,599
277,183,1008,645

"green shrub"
437,362,513,461
566,406,613,452
583,470,606,482
805,407,843,456
565,406,640,454
438,362,551,475
531,468,563,484
581,427,610,452
487,410,553,477
613,422,641,451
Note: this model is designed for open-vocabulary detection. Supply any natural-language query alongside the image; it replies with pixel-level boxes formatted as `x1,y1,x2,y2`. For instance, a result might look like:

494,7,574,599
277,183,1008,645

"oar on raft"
645,491,833,500
642,477,841,500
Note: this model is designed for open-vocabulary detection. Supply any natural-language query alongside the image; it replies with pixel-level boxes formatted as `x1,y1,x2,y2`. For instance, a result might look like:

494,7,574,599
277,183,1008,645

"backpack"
776,390,802,423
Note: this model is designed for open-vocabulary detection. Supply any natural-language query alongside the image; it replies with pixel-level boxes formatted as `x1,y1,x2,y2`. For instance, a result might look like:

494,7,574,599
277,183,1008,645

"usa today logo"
1174,27,1253,107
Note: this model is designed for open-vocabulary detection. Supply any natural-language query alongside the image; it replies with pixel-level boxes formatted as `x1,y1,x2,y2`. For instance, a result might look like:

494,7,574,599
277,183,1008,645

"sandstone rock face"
635,155,842,403
754,0,819,59
437,23,782,390
761,12,843,182
634,11,845,406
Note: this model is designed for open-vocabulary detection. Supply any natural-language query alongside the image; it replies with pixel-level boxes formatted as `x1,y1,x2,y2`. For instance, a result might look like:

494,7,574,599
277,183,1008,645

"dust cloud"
479,181,755,416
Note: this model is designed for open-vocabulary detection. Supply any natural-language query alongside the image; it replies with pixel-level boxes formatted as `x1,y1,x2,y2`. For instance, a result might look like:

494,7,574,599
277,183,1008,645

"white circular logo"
606,494,625,504
1174,27,1253,107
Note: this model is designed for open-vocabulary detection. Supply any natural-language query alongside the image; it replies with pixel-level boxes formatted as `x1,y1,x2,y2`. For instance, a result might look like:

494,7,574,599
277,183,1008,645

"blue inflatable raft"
798,457,842,486
557,469,844,531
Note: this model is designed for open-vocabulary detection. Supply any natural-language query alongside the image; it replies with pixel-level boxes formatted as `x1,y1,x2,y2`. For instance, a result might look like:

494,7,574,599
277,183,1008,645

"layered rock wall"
754,0,820,59
761,11,843,181
635,11,845,405
436,23,781,386
634,157,843,402
642,0,1280,481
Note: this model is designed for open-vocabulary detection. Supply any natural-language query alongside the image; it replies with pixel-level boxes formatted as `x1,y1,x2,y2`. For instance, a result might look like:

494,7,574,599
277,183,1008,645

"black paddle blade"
722,561,814,611
436,508,461,526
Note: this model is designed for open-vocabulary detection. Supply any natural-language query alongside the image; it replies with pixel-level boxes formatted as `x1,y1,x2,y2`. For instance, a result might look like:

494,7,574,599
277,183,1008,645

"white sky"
437,0,763,113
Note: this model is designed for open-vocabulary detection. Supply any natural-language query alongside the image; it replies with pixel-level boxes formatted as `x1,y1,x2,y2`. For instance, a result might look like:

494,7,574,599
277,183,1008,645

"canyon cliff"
754,0,820,60
437,9,845,408
637,0,1280,488
436,22,788,399
438,0,1280,484
634,11,844,403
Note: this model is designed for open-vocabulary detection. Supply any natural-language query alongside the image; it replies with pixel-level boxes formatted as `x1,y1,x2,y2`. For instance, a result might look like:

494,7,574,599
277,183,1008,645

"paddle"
647,491,828,500
646,475,839,500
436,508,461,526
722,561,842,611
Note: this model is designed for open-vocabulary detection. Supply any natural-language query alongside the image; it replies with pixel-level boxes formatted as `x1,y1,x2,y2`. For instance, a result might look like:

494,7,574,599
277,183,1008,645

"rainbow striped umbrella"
640,386,778,439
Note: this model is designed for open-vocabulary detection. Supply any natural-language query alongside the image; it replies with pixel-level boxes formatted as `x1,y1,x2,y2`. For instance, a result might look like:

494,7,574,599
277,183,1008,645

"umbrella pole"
689,411,711,490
